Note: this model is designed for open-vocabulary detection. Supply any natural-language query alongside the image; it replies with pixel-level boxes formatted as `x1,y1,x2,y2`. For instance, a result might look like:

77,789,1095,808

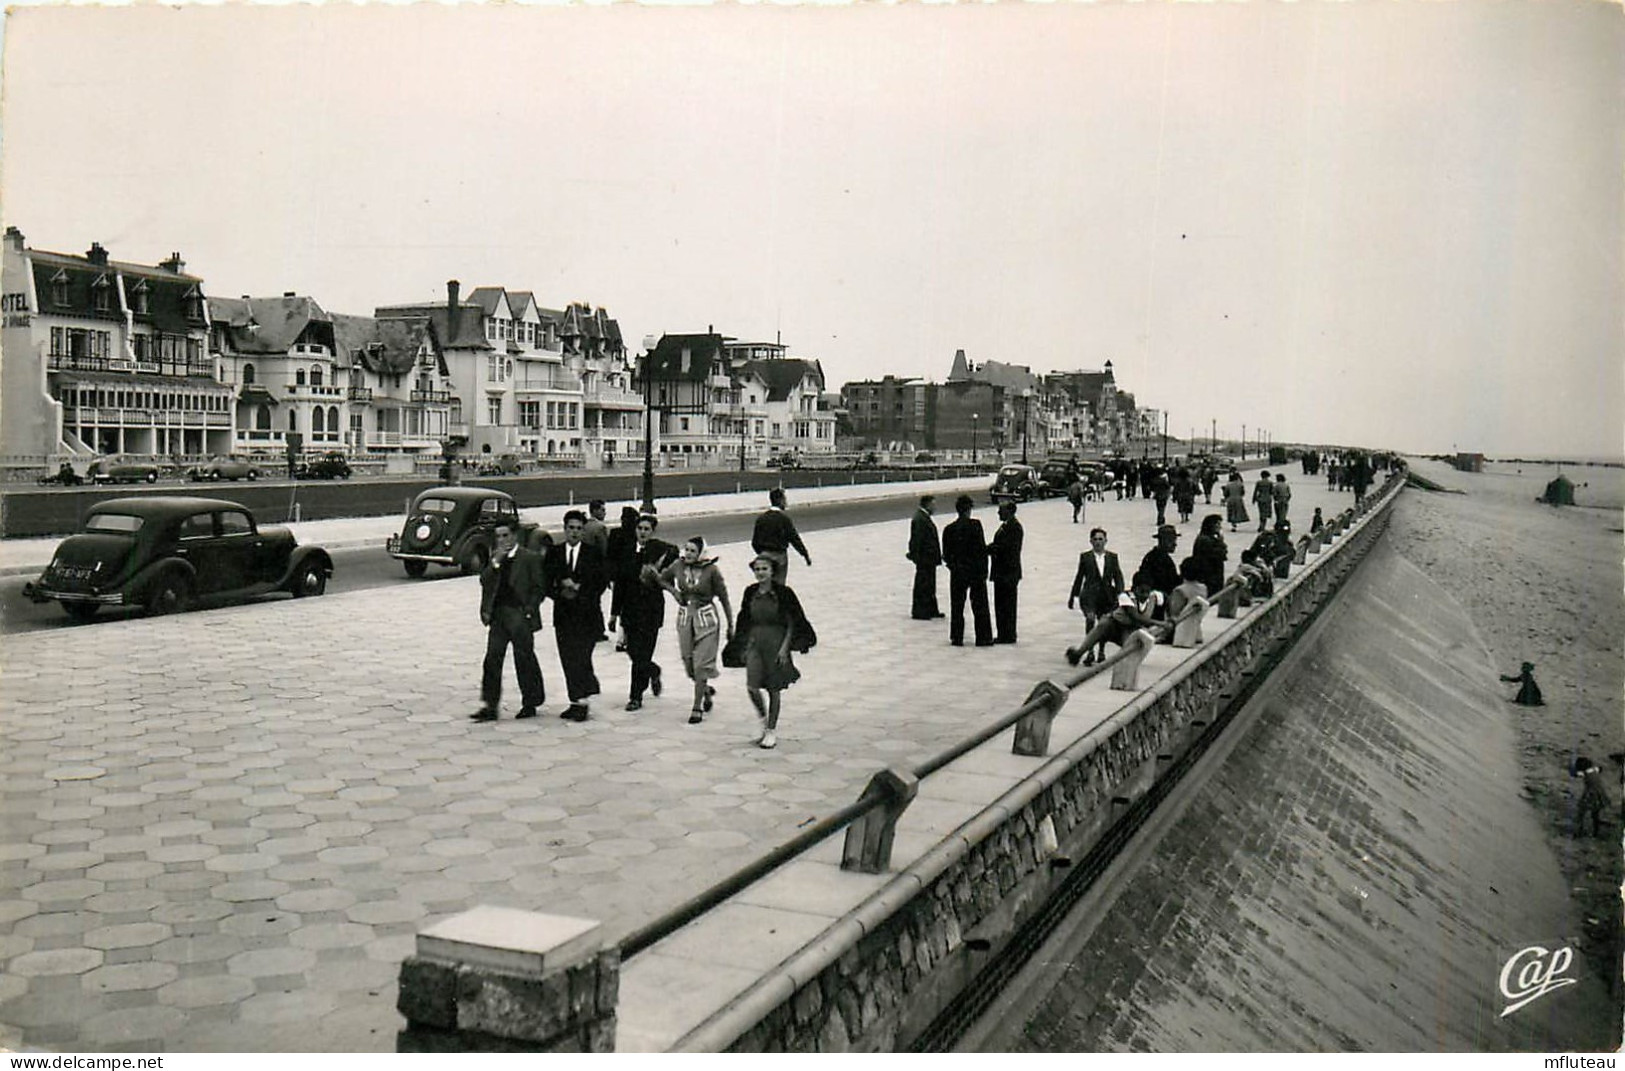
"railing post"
840,767,918,874
1272,551,1293,580
1216,578,1245,619
1171,597,1209,648
1110,629,1156,691
1012,680,1069,758
1293,537,1310,565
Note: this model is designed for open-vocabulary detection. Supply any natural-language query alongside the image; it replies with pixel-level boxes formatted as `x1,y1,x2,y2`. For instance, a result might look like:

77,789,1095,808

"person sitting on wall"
1064,572,1164,668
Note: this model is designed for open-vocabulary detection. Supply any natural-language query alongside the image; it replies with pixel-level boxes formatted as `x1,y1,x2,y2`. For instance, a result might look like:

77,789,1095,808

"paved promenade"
0,471,1360,1051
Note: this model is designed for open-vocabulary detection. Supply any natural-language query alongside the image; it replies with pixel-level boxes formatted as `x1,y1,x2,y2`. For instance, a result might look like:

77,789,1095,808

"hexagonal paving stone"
201,826,269,847
0,899,40,926
239,988,340,1024
344,899,428,926
21,877,104,905
249,812,316,831
422,837,493,858
85,860,166,882
147,842,218,864
219,911,301,938
152,933,243,965
204,852,279,874
289,922,374,951
315,845,388,866
83,921,171,950
80,1005,188,1045
226,946,318,977
157,972,257,1008
26,849,105,872
212,879,291,902
0,933,34,960
13,911,94,939
8,947,104,976
85,889,167,915
86,833,163,855
150,899,235,926
256,836,326,857
276,888,357,913
0,842,47,862
81,960,180,993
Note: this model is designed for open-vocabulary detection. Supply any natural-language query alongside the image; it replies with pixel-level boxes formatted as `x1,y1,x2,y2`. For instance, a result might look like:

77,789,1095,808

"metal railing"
618,474,1402,960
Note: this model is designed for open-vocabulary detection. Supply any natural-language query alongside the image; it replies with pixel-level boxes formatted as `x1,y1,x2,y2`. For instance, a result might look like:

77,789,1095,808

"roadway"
0,491,944,635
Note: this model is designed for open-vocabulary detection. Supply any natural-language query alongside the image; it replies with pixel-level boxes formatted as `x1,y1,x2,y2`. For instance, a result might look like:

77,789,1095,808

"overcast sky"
2,2,1619,457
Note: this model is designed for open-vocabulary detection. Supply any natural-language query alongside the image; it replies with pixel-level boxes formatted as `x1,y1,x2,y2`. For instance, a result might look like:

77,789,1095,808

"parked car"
386,486,549,578
990,463,1045,503
475,455,523,477
295,452,352,480
87,456,164,485
1038,458,1080,493
37,462,84,487
851,452,880,471
768,451,802,470
190,456,262,482
22,496,333,622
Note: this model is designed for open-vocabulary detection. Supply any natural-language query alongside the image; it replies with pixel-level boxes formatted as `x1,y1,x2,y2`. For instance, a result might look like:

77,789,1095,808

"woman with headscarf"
1221,470,1249,532
658,535,734,724
734,554,814,749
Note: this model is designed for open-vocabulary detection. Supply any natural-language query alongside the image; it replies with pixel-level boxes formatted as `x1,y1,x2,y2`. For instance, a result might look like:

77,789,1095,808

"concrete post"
1171,597,1209,648
841,767,919,874
397,906,618,1053
1110,629,1156,690
1216,578,1245,619
1013,679,1069,757
1293,537,1310,565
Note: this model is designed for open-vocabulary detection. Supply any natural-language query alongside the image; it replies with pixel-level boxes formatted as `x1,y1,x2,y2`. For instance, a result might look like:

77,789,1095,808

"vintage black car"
23,496,334,621
295,452,353,480
87,456,166,485
990,463,1045,502
386,486,547,578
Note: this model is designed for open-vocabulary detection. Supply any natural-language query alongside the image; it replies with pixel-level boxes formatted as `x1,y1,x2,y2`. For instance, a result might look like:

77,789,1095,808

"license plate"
57,566,93,581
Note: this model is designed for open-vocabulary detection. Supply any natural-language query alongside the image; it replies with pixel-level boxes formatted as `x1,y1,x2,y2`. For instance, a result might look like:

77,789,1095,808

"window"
218,511,253,536
289,409,298,432
312,408,325,435
132,281,150,315
296,369,306,386
178,514,215,540
487,396,502,424
310,366,323,387
487,355,498,381
92,275,111,312
184,286,204,322
327,406,339,435
243,364,256,385
50,270,68,306
680,417,689,432
568,405,578,430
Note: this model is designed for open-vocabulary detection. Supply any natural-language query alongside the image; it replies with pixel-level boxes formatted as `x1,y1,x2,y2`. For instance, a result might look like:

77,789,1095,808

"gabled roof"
375,302,490,351
465,287,512,319
329,313,378,372
29,252,129,326
742,358,823,402
507,291,538,320
645,333,728,383
971,359,1038,393
209,295,333,355
948,348,972,381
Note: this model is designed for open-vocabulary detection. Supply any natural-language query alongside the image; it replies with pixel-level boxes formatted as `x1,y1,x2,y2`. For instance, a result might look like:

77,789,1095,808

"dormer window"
183,284,204,323
50,269,68,307
91,274,112,312
242,363,256,385
132,280,150,315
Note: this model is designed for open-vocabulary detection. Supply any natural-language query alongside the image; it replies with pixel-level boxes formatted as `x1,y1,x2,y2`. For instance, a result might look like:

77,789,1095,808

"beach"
1388,458,1624,986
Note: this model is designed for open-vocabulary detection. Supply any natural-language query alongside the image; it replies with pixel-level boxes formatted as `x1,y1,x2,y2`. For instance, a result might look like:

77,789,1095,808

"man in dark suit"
751,487,812,583
988,500,1024,644
941,494,993,647
906,494,944,620
614,514,679,711
547,510,608,721
1138,524,1182,618
1068,526,1124,663
474,522,548,722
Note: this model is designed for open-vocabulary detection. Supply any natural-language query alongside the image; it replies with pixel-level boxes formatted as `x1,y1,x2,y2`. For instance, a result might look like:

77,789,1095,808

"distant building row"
0,229,834,467
840,349,1160,456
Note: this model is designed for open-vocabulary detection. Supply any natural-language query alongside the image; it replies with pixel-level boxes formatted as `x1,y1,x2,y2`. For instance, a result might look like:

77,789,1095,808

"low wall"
396,473,1403,1053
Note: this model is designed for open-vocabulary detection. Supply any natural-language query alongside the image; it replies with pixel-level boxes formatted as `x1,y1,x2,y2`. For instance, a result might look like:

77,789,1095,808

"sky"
1,1,1620,458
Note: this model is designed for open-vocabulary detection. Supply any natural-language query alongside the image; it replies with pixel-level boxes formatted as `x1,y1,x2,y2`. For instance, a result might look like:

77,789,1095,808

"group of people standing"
909,494,1024,647
474,491,816,750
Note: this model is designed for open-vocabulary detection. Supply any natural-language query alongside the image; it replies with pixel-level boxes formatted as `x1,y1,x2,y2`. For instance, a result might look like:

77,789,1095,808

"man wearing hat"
941,494,993,647
1137,524,1182,617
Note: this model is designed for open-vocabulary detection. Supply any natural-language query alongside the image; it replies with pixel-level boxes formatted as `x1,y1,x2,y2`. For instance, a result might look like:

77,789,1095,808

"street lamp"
1162,411,1168,464
971,412,979,465
1020,387,1033,465
738,401,747,473
640,333,658,513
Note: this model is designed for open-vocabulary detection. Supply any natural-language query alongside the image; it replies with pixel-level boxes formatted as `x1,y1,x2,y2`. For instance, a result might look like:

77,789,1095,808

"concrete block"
841,767,919,874
1110,629,1155,690
418,905,602,978
1172,597,1209,648
397,955,458,1030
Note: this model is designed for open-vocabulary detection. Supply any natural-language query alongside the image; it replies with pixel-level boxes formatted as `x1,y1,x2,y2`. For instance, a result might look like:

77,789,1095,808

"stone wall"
710,478,1400,1052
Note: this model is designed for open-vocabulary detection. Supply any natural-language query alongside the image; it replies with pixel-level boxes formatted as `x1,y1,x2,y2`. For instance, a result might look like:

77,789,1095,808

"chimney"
86,242,109,266
284,291,296,298
447,280,460,336
160,251,185,274
4,226,24,253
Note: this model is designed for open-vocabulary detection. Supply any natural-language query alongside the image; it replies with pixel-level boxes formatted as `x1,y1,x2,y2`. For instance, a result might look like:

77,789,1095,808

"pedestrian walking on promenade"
1191,513,1227,596
1222,471,1249,532
752,487,812,583
473,522,548,722
1252,470,1276,532
989,500,1024,644
1172,467,1198,524
733,555,816,750
907,495,945,620
1150,466,1172,527
1065,572,1163,667
942,494,993,647
1138,524,1181,612
546,510,607,722
582,500,611,555
615,514,678,711
606,506,642,649
1068,527,1124,665
1200,464,1219,504
658,536,735,723
1273,473,1292,526
1066,477,1086,523
1349,453,1373,504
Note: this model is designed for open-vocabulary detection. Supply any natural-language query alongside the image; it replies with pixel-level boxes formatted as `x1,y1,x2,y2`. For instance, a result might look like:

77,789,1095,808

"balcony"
47,354,113,373
409,388,451,405
348,387,374,402
582,384,645,410
284,383,346,399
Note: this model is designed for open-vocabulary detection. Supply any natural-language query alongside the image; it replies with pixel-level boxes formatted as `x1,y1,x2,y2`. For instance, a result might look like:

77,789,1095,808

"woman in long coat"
734,555,815,749
1191,513,1228,596
1221,471,1249,531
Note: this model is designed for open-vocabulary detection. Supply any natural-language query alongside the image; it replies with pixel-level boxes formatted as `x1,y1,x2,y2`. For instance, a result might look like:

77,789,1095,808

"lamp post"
1241,424,1247,461
971,412,979,465
1162,411,1168,464
1020,388,1033,465
738,398,747,473
640,333,658,513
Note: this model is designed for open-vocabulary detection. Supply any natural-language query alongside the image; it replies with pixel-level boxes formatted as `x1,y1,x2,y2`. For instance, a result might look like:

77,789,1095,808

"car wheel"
145,471,158,483
146,574,193,616
210,471,221,481
291,561,327,598
403,559,428,578
461,543,490,577
62,602,99,623
247,470,259,481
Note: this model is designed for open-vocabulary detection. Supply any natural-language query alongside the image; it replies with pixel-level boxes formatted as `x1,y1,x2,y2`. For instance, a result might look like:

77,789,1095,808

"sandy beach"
1389,458,1624,988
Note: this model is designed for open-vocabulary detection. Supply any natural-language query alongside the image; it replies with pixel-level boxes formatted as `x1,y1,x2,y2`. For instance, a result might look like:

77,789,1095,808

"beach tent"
1541,473,1574,506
